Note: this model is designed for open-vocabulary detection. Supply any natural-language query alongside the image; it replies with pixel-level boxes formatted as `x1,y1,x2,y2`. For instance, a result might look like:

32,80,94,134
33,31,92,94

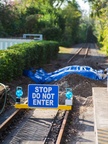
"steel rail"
84,47,89,58
67,48,83,63
0,109,21,132
55,44,90,144
0,101,27,139
56,111,69,144
67,44,90,63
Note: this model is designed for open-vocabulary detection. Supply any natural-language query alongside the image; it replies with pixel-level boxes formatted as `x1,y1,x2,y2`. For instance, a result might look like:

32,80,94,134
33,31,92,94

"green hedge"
0,40,59,82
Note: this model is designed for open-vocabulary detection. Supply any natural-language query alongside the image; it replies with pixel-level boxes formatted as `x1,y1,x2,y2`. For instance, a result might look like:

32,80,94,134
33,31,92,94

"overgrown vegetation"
87,0,108,54
1,0,107,48
0,0,88,46
0,41,59,82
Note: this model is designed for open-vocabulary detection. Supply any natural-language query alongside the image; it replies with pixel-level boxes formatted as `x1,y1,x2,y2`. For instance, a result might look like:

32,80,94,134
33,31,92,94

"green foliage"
25,14,38,33
0,41,59,82
42,27,61,41
60,1,81,46
100,27,108,53
87,0,108,54
78,23,86,43
86,25,97,43
0,22,6,37
0,0,82,47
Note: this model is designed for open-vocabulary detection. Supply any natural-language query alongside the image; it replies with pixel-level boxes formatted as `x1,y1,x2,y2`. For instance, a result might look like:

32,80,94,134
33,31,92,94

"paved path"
93,87,108,144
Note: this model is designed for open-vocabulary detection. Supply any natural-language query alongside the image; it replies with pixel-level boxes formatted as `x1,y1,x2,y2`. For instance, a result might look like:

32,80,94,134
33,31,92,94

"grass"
98,47,108,56
59,46,73,54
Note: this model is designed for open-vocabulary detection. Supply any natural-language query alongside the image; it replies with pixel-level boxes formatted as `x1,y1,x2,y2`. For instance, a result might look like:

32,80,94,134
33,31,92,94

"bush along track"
0,40,59,83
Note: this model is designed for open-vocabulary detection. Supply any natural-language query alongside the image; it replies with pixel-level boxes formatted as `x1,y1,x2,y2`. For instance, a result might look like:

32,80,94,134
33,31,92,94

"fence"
0,34,43,50
0,38,33,50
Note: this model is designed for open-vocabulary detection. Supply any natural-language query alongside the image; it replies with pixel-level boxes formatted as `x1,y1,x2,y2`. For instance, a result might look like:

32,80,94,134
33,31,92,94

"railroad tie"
98,128,108,144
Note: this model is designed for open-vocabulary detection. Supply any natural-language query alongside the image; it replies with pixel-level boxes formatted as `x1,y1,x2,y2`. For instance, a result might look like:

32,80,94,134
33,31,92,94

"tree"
86,0,108,54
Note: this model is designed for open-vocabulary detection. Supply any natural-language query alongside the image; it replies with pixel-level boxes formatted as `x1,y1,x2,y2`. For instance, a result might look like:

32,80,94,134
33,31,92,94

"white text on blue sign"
28,84,59,108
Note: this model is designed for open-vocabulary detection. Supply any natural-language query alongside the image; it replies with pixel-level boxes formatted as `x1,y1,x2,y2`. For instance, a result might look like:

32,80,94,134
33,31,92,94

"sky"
76,0,90,14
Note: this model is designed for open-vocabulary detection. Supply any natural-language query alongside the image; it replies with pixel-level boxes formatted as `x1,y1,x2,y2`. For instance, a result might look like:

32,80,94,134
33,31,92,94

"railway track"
0,43,98,144
45,43,91,143
0,106,28,142
67,43,90,64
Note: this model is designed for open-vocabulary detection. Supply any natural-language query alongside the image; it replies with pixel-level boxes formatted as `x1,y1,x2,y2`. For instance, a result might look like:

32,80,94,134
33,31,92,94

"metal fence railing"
0,38,33,50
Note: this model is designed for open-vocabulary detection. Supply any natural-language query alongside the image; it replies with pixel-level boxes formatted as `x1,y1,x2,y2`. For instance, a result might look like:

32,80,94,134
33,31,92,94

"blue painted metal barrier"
23,65,107,84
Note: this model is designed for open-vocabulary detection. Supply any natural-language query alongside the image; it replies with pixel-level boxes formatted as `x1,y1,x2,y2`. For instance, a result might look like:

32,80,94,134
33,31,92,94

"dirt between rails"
1,43,108,143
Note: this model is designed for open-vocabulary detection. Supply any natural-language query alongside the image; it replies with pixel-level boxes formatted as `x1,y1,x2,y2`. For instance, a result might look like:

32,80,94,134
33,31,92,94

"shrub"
0,40,59,82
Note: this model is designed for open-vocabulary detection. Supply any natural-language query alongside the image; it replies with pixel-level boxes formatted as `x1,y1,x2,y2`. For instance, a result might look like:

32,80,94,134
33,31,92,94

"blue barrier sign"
28,84,59,108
